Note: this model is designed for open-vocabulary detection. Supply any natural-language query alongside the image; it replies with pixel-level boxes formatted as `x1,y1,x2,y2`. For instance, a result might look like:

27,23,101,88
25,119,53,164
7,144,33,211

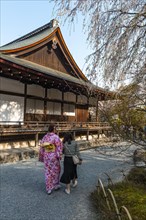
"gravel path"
0,143,136,220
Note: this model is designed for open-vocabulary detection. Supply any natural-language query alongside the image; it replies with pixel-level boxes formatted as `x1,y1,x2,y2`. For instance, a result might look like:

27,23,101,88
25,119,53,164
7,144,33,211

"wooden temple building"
0,19,112,143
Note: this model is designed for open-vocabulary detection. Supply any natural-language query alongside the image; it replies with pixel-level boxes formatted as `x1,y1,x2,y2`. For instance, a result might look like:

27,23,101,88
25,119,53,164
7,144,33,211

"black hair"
48,124,55,132
63,132,73,144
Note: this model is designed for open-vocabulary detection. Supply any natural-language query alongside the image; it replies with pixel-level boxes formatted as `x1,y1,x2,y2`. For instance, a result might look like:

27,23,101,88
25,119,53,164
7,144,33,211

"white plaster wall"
48,88,62,100
0,94,24,123
0,77,24,93
27,84,45,97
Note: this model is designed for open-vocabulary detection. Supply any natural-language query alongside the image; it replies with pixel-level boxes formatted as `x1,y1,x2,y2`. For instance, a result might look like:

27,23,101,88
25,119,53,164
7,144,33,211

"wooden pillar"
61,92,64,121
87,96,89,122
24,83,27,122
96,95,99,122
73,131,76,139
44,88,47,121
87,129,89,141
75,94,78,122
35,132,39,147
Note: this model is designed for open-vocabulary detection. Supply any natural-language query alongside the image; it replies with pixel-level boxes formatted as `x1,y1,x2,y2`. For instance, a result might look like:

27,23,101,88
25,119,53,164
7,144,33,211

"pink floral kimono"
39,132,63,192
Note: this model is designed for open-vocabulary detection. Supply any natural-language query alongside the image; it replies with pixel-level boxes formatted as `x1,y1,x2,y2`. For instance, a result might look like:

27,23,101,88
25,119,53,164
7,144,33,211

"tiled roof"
0,19,113,95
0,19,58,51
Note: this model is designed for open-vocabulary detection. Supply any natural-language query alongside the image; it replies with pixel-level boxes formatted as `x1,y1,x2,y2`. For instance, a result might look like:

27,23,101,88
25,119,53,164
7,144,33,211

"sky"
0,0,92,75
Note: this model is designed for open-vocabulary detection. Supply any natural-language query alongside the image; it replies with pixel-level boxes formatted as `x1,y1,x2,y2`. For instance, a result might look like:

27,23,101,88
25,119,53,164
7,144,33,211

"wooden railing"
0,121,111,135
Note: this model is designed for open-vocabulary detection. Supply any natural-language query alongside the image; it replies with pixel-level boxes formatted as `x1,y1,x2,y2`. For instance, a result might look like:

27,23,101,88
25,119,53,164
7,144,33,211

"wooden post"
24,83,27,121
73,131,76,139
87,96,89,122
96,95,99,122
44,88,47,121
106,130,108,137
87,130,89,141
61,92,64,121
35,132,39,147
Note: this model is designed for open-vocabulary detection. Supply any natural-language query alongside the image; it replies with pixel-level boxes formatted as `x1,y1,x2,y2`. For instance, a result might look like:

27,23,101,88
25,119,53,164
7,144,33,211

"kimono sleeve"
38,146,45,162
54,135,63,159
38,134,47,162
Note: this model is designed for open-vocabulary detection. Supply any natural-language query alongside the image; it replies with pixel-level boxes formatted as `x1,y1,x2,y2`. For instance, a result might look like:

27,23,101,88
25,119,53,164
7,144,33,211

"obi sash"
41,142,55,153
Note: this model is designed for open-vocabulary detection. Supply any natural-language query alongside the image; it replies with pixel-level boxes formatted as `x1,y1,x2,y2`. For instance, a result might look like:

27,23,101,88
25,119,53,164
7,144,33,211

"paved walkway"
0,143,136,220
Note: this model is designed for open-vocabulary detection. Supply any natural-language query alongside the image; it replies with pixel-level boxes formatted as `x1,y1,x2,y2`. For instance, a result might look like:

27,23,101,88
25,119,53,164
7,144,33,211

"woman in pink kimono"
39,124,63,195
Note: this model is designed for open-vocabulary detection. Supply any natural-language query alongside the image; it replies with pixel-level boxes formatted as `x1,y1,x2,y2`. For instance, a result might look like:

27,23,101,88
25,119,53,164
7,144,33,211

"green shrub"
126,167,146,185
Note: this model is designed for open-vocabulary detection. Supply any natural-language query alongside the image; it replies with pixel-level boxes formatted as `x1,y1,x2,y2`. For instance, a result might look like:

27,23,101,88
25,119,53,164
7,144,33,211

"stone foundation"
133,149,146,167
0,135,117,163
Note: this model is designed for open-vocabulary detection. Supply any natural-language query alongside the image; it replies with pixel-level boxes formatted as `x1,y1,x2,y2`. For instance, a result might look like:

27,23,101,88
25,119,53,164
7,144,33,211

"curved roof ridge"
0,19,59,48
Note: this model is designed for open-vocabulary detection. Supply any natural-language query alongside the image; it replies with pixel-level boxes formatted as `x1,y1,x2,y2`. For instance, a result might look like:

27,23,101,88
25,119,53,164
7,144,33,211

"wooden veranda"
0,121,112,145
